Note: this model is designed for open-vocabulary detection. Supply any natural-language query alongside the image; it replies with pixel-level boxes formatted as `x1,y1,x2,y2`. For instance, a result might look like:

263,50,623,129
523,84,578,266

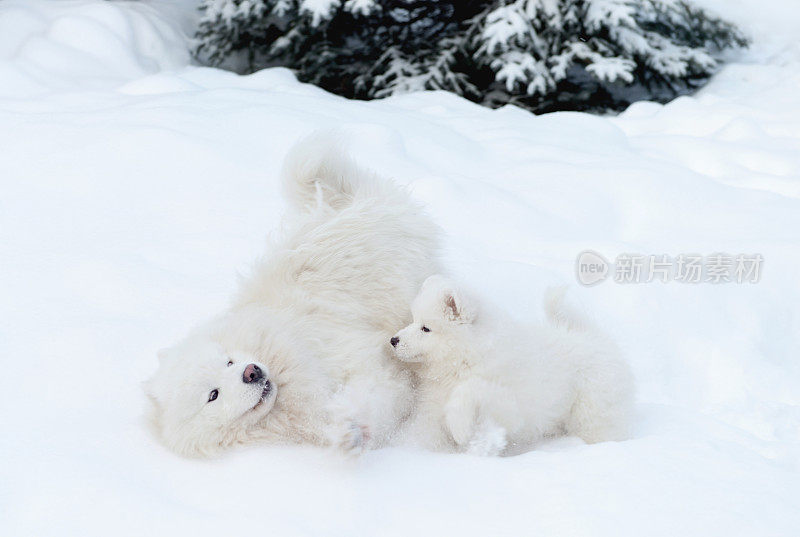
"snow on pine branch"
300,0,341,25
195,0,748,114
344,0,380,16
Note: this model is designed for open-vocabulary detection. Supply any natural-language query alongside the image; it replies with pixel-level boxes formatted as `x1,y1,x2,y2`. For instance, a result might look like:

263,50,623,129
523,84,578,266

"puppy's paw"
466,424,507,457
444,407,476,448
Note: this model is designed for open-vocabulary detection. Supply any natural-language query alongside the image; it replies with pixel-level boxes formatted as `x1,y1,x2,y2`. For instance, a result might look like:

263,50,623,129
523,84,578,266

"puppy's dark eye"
421,326,431,333
208,389,219,402
227,360,233,367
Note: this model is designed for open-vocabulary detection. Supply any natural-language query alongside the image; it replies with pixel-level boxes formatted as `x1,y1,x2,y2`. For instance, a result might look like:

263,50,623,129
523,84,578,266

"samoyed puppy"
144,133,440,457
391,276,633,455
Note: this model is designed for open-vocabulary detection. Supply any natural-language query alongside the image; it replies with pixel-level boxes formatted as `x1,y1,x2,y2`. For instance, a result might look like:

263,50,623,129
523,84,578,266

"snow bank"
1,1,799,536
0,0,193,97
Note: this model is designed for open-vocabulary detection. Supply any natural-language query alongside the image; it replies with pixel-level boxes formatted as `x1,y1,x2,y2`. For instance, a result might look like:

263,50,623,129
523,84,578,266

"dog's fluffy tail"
544,286,593,332
281,131,391,213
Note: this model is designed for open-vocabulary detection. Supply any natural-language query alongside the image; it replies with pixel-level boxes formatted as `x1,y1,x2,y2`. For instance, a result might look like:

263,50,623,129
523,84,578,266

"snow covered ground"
1,1,799,535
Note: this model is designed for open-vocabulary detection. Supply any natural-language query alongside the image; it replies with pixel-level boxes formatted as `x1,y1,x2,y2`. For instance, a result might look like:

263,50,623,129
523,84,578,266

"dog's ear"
443,290,477,324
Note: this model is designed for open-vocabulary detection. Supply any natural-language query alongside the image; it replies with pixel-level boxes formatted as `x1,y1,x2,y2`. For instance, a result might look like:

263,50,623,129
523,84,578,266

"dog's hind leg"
566,355,634,443
281,131,399,213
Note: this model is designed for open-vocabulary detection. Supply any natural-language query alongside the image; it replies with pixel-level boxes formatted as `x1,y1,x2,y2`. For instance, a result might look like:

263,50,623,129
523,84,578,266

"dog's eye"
208,389,219,402
227,360,233,367
421,326,431,333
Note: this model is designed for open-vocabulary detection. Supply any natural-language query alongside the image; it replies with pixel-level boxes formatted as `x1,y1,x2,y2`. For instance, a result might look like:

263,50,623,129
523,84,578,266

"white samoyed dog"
391,276,633,455
144,134,440,457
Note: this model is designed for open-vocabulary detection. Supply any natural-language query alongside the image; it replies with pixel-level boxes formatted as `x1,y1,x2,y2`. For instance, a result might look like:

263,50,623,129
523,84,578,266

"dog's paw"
466,424,507,457
444,407,475,448
332,421,370,456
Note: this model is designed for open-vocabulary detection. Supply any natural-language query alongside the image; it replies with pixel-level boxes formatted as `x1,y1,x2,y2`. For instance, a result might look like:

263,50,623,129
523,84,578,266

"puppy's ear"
443,290,477,324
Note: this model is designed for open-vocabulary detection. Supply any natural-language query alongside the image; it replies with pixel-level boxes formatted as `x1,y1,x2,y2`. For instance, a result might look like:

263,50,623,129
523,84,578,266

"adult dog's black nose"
390,337,399,347
243,363,265,384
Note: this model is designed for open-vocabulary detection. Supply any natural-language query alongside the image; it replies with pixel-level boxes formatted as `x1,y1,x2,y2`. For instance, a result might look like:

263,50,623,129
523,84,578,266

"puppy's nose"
390,337,399,347
243,363,265,384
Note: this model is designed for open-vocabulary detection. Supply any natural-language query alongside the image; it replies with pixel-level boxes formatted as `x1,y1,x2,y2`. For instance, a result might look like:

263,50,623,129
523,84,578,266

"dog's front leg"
466,419,507,456
323,387,370,455
445,380,508,455
443,381,482,449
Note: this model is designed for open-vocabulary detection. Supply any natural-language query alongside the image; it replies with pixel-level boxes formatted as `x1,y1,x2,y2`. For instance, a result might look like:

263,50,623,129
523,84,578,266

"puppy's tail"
281,131,392,213
544,286,593,332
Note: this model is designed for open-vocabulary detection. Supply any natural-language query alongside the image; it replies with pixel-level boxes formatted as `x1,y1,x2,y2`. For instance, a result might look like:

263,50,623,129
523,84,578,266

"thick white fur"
144,133,440,457
392,277,633,455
